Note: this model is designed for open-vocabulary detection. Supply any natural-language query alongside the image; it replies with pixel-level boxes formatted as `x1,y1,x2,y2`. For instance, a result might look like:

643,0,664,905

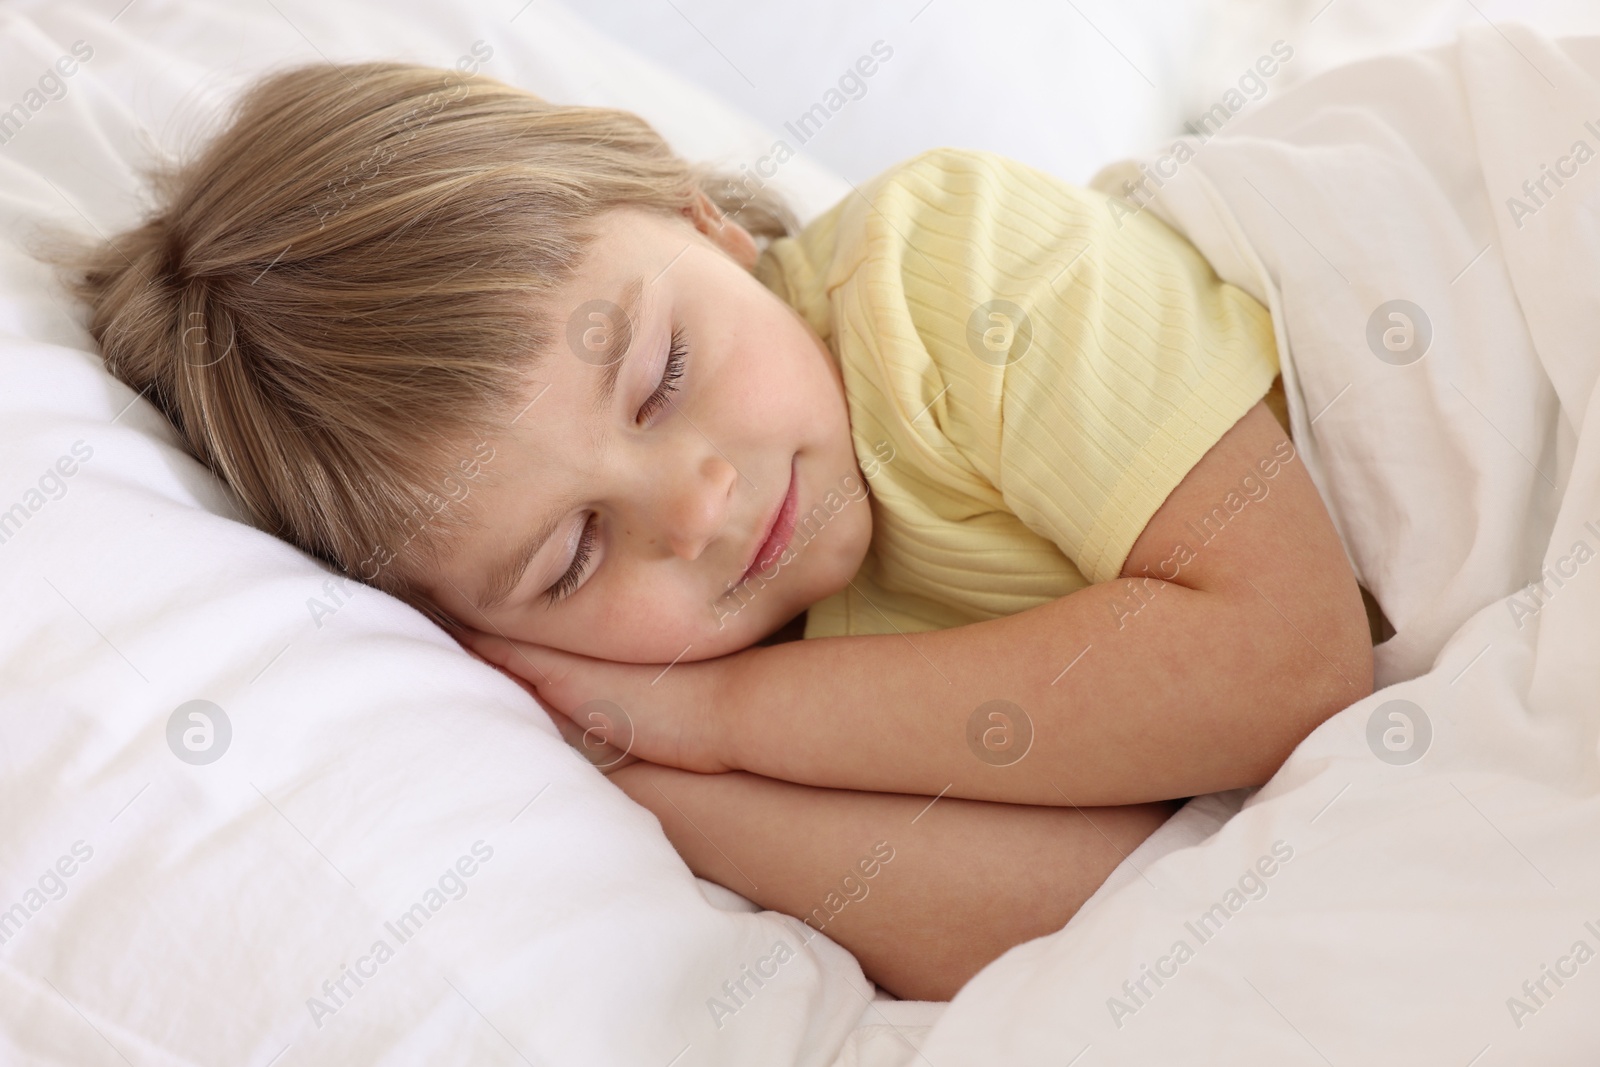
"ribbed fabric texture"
751,148,1281,640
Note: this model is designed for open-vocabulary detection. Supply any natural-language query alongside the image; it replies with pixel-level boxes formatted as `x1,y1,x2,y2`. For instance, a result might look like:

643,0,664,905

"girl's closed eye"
544,514,598,606
637,325,688,424
542,325,691,606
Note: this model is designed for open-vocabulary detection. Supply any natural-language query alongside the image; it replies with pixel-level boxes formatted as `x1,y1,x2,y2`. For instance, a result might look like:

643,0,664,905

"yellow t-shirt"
751,148,1281,641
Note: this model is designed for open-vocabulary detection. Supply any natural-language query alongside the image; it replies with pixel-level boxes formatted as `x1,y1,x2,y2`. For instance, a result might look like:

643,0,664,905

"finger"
454,639,499,676
449,626,497,661
464,632,561,687
456,640,533,691
458,631,501,662
494,663,543,701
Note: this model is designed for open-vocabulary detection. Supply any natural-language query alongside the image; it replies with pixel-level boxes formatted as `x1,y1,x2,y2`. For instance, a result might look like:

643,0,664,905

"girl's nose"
660,453,738,562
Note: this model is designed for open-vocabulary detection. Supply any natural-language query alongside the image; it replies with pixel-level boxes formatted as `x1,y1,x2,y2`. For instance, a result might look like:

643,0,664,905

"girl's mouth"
738,455,798,587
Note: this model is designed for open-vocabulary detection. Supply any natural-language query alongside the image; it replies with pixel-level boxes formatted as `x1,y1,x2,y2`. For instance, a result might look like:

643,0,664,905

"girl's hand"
457,639,641,775
453,630,737,775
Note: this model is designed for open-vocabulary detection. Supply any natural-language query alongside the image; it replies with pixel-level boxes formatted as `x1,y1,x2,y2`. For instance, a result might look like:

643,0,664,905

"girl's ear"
684,190,760,271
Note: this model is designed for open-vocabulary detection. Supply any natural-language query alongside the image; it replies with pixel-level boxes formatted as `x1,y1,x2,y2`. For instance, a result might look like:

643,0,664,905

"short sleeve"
853,149,1282,584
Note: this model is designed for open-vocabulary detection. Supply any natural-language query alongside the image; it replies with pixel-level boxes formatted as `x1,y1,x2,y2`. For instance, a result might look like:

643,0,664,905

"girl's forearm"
608,760,1176,1001
720,574,1365,807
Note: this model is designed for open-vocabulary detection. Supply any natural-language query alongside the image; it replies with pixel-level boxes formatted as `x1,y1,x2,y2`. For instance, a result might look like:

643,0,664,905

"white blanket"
909,23,1600,1065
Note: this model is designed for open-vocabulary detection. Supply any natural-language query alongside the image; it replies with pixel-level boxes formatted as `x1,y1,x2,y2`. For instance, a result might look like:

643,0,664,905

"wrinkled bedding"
909,23,1600,1065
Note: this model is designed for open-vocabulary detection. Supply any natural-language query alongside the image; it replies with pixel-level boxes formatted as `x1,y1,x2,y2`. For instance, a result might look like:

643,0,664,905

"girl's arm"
607,760,1176,1001
714,401,1373,807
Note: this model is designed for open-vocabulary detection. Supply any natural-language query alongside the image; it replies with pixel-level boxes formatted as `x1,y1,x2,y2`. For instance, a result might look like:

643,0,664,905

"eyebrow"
471,275,647,613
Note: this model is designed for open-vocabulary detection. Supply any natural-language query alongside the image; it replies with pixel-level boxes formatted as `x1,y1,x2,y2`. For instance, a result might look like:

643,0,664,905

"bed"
3,0,1599,1063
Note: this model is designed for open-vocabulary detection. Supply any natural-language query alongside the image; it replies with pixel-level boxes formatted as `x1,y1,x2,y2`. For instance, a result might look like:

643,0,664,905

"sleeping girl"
66,62,1377,1001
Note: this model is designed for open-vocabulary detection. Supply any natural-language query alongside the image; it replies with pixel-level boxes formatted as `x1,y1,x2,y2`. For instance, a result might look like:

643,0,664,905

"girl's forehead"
585,205,708,276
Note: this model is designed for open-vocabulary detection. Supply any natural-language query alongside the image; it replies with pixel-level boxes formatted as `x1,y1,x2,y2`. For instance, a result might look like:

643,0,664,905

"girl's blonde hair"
57,61,796,630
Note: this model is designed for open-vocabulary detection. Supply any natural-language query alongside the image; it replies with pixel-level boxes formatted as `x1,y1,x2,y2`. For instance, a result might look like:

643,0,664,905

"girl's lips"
740,457,798,585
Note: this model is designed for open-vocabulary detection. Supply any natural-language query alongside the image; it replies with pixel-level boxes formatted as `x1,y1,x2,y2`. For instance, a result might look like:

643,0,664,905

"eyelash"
544,516,597,605
542,326,689,606
637,326,688,423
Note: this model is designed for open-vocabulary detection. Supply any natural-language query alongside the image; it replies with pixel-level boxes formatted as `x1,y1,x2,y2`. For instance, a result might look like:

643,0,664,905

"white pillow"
0,2,889,1064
